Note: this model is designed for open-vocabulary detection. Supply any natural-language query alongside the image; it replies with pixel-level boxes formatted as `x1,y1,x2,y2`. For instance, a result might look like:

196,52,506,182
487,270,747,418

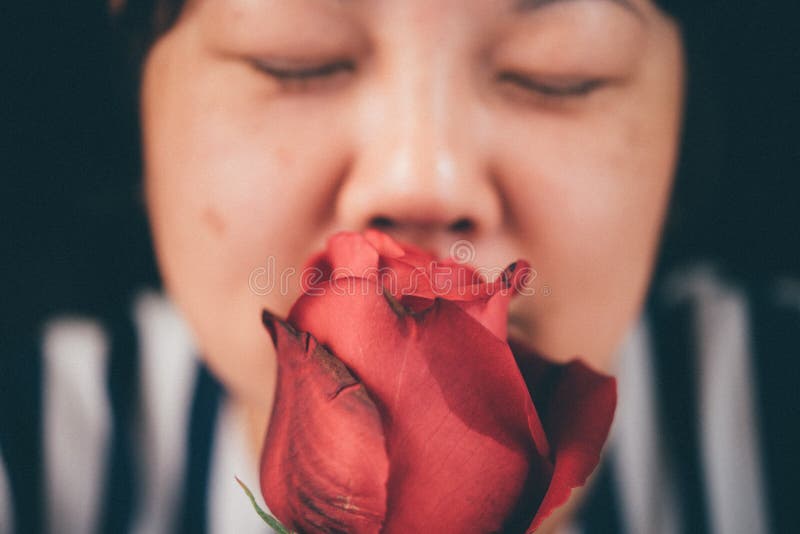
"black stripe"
577,456,624,534
0,333,44,534
98,312,140,534
749,281,800,534
175,363,223,534
647,291,710,534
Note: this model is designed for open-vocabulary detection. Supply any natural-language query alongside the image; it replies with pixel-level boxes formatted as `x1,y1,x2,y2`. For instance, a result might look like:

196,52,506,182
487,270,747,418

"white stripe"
43,318,111,534
611,318,681,534
209,399,275,534
692,277,769,534
0,447,12,534
130,290,199,534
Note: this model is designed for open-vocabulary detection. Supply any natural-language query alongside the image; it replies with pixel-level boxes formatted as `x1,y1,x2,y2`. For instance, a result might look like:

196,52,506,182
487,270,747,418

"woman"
1,1,796,533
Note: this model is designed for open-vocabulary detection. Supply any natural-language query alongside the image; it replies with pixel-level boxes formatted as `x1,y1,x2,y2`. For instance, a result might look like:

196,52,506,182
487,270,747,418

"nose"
333,58,503,253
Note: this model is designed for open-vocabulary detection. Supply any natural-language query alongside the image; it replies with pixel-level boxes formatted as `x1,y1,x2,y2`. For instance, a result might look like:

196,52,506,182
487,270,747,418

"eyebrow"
512,0,643,18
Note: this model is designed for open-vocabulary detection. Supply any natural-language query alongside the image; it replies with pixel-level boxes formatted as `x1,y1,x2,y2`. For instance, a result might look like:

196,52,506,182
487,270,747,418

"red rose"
260,230,616,533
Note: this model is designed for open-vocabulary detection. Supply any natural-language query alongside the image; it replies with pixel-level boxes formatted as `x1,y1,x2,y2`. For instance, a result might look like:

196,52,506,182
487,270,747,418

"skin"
141,0,684,528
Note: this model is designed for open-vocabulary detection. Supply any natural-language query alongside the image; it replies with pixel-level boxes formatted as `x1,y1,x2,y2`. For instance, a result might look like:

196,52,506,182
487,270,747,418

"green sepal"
235,476,297,534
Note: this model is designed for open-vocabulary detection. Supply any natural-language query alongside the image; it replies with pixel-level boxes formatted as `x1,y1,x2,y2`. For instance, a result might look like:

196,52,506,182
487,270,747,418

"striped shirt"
1,263,797,534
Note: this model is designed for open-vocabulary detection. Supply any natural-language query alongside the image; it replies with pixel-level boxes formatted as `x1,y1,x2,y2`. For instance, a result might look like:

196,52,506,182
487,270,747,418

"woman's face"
142,0,684,409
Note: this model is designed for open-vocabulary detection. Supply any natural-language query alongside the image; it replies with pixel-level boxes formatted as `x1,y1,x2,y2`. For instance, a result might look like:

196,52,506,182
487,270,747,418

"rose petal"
451,261,531,340
510,340,617,533
327,232,382,277
363,229,414,258
288,278,552,533
260,310,390,533
380,259,530,341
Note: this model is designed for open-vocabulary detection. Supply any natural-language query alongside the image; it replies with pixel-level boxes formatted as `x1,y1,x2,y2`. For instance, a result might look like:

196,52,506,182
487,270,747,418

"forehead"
186,0,649,43
189,0,646,21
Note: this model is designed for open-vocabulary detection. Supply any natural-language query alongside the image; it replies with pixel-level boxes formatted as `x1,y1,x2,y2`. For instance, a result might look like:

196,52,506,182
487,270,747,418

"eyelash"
253,60,605,99
495,71,606,98
253,60,356,90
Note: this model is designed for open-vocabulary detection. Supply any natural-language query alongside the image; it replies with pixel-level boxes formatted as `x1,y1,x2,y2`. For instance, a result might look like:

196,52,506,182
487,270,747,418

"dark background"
3,1,799,339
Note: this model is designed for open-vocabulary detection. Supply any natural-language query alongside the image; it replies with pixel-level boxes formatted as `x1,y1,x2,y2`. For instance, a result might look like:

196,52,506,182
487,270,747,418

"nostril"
367,215,474,234
369,216,395,229
449,218,475,233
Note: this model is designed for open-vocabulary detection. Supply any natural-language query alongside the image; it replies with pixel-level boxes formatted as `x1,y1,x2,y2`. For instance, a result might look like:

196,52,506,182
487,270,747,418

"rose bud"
259,230,616,533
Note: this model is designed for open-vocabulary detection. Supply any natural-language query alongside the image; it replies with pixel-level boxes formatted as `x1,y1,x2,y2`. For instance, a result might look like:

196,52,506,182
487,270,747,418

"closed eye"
249,59,357,93
254,59,355,80
497,71,607,97
250,59,357,93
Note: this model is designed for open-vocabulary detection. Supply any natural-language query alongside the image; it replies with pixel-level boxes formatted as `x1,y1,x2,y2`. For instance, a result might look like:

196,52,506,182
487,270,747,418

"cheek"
540,117,674,274
143,56,348,273
496,101,679,366
140,33,354,404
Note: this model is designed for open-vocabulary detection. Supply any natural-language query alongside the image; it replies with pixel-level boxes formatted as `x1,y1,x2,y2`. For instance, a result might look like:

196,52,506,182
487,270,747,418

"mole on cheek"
202,206,227,237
